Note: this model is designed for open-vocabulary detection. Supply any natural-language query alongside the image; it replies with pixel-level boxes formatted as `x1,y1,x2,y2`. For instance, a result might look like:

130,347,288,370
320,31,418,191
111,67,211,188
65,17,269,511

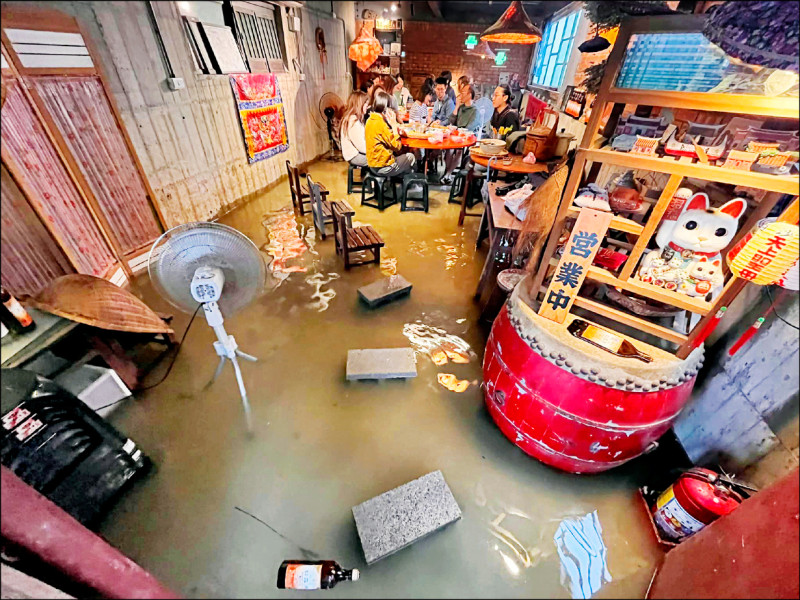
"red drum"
483,286,703,474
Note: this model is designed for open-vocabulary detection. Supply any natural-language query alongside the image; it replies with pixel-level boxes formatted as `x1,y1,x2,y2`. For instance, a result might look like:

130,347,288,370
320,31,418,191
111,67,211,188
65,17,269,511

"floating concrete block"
346,348,417,380
358,275,412,308
352,470,461,564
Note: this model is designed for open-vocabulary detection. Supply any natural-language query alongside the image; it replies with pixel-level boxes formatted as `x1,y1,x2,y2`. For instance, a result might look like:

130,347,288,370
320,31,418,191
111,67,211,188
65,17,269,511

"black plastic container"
1,368,150,528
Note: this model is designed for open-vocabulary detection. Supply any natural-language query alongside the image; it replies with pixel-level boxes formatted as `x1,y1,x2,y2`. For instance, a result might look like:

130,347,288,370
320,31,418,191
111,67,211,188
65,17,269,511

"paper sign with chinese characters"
539,208,612,324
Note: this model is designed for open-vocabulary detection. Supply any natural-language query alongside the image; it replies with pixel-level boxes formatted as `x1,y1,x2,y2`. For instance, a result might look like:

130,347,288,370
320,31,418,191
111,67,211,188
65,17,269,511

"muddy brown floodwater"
100,161,662,598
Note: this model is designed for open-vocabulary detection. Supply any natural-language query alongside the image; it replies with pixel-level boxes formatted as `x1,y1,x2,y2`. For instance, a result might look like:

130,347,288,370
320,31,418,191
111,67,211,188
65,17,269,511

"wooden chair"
286,160,328,215
331,202,384,269
307,175,354,240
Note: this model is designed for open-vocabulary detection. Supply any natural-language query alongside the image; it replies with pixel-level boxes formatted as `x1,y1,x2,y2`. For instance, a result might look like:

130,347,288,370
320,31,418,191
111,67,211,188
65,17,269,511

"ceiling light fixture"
481,0,542,45
465,39,496,61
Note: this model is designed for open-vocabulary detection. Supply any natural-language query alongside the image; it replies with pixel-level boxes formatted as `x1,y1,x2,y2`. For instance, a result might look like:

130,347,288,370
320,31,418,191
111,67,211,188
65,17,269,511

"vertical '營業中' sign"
538,208,613,324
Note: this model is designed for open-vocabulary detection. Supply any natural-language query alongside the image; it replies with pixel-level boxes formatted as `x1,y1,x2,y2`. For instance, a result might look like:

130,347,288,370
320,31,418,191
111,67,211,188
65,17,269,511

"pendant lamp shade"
578,35,611,53
465,39,496,60
348,25,384,72
704,0,799,73
481,0,542,45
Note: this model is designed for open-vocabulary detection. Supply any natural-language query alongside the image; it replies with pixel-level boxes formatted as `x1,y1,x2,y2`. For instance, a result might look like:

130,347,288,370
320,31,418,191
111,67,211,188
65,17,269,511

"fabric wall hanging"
230,73,289,164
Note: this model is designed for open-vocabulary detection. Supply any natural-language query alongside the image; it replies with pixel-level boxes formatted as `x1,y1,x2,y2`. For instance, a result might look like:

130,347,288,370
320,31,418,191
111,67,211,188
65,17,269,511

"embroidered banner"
230,73,289,163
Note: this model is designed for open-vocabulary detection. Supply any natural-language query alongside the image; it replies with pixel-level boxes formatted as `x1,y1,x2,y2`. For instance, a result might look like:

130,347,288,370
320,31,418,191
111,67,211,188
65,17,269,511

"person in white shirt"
392,73,413,109
408,89,434,124
340,91,369,167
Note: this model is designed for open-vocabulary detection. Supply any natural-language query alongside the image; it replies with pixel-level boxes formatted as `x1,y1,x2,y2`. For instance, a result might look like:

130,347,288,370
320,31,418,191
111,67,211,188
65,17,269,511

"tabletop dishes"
478,138,507,155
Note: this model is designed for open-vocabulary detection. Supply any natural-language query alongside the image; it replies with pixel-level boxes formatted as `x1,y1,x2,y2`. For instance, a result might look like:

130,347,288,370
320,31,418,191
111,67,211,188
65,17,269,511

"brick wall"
399,21,534,97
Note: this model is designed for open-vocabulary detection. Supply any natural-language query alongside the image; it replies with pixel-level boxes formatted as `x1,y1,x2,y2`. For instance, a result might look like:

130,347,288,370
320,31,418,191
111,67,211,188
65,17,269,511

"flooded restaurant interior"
0,1,798,599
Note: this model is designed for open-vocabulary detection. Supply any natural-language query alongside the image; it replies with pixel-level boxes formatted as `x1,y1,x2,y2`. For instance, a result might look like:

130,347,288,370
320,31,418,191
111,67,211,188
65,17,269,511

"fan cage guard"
147,222,266,316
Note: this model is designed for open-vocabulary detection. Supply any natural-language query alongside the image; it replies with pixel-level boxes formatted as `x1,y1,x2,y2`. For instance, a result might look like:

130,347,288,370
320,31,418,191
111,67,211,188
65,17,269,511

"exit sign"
494,50,509,66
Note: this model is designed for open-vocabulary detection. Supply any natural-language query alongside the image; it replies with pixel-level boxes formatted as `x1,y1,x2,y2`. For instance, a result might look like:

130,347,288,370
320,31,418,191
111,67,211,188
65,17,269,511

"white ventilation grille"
6,28,93,69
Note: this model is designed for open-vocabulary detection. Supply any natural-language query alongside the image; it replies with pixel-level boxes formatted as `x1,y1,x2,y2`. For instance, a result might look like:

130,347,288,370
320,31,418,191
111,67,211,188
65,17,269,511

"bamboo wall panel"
32,75,162,253
1,82,116,276
0,165,74,296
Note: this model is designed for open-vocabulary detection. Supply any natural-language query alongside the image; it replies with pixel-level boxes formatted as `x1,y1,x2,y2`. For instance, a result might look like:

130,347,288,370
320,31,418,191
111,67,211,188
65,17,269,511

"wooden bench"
308,175,354,239
332,202,384,269
286,160,328,215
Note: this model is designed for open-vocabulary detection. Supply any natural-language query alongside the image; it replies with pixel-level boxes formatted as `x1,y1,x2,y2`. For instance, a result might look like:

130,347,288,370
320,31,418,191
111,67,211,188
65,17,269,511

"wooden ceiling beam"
427,0,443,19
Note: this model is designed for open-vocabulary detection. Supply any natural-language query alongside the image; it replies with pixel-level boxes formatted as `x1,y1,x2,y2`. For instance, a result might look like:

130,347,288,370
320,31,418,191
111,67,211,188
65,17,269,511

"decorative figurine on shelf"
610,115,669,152
664,121,729,162
574,183,611,212
637,192,747,302
608,170,645,214
680,257,725,297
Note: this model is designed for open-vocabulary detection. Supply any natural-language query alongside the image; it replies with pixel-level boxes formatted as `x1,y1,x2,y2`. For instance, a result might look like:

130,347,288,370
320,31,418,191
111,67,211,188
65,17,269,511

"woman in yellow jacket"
365,90,416,177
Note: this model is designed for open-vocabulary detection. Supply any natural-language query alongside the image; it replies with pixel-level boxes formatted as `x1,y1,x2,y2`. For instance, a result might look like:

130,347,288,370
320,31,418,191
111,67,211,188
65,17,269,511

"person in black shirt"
359,77,376,95
489,83,520,138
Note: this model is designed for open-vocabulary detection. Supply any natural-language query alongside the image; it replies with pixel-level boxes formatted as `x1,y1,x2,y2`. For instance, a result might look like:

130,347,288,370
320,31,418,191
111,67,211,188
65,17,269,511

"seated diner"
431,76,455,125
365,90,416,178
340,91,369,168
489,83,520,138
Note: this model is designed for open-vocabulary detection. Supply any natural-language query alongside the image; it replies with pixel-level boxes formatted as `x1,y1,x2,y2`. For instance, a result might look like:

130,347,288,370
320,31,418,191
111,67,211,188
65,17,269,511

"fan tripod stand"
323,106,343,162
203,301,257,432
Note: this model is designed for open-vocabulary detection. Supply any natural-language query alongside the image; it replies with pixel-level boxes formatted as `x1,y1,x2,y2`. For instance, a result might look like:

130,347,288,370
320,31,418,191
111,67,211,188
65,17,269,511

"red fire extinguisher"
652,468,745,542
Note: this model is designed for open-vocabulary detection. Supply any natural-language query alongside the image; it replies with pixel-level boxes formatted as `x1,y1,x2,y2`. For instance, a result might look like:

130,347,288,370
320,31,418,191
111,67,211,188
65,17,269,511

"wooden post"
527,152,587,301
618,173,684,280
1,467,179,599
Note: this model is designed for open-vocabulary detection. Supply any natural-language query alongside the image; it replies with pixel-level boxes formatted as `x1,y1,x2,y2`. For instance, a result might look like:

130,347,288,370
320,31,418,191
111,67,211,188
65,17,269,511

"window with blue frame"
530,10,582,89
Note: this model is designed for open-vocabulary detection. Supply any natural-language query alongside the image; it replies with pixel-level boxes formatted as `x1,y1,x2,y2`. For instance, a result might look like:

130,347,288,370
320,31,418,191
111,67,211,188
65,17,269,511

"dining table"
399,133,478,151
458,148,553,226
399,131,478,176
469,150,551,174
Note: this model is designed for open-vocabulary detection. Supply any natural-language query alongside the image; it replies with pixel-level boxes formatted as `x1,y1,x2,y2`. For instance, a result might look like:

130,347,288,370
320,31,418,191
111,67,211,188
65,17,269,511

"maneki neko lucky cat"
638,192,747,301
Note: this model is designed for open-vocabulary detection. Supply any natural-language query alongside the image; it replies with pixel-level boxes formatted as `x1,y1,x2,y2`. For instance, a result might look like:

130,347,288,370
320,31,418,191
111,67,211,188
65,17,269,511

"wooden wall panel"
0,165,74,296
32,76,162,252
1,81,116,277
28,0,352,228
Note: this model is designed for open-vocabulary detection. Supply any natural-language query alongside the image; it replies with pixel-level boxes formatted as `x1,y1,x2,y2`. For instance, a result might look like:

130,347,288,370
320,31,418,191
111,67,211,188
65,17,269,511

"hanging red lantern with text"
727,220,799,285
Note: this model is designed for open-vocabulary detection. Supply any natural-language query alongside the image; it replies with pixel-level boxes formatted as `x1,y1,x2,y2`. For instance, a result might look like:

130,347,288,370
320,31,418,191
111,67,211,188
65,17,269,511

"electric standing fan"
318,92,345,161
148,222,266,431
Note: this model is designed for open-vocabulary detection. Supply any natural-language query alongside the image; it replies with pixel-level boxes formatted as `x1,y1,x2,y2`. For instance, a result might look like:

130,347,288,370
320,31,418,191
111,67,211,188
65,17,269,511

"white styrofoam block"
55,365,131,417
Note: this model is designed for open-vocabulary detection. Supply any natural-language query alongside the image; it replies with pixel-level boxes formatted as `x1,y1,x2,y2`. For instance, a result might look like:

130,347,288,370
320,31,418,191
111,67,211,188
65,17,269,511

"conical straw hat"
29,274,174,334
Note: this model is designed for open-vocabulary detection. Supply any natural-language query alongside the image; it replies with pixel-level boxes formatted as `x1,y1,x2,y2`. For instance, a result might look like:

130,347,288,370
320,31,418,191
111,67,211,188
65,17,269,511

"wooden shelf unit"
566,205,645,234
582,148,799,195
530,14,800,359
549,259,713,315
